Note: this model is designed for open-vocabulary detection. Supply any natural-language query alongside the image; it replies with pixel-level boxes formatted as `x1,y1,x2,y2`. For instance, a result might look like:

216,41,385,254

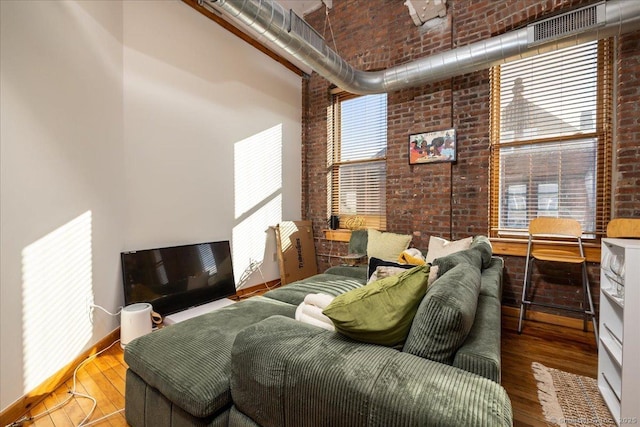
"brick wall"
616,33,640,217
302,0,640,316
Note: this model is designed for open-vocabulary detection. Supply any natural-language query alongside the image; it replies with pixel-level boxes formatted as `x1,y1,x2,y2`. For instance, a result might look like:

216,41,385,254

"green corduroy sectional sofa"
124,236,513,427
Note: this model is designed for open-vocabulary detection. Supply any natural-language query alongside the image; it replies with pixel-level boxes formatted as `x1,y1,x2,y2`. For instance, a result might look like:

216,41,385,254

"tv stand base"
163,298,236,325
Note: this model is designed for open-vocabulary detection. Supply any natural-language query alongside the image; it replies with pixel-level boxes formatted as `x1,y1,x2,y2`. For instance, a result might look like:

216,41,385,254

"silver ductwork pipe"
209,0,640,94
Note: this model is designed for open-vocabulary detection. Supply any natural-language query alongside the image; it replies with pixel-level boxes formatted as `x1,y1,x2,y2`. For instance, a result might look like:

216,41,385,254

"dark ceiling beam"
181,0,305,77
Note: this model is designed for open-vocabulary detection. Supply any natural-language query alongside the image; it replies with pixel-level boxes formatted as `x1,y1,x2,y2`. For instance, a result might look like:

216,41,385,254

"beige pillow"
368,265,410,284
366,229,412,262
368,265,439,288
425,236,473,264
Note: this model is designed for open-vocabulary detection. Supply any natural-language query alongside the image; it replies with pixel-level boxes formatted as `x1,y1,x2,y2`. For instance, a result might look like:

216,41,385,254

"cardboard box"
275,220,318,285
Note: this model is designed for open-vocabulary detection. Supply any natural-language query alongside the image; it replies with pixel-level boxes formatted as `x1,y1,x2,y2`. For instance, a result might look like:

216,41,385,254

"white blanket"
295,293,335,331
303,293,335,309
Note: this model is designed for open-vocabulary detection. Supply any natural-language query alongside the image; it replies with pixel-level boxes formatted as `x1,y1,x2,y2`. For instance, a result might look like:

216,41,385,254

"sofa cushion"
453,294,502,382
425,236,473,264
263,273,365,306
432,246,484,278
125,370,231,427
403,263,481,364
230,316,513,427
324,265,368,280
366,229,412,262
124,296,296,418
323,265,431,347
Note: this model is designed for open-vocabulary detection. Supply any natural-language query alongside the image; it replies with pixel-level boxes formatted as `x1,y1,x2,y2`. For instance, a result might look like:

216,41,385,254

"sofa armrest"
453,295,502,382
230,316,512,427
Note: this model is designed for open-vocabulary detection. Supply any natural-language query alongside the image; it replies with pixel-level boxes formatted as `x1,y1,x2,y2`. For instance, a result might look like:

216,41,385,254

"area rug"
531,362,615,426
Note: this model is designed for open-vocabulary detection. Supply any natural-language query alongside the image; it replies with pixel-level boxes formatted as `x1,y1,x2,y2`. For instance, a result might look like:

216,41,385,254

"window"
489,40,612,238
329,92,387,230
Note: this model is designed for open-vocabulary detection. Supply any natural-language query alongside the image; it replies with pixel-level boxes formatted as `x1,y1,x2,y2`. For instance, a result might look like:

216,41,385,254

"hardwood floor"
20,342,128,427
502,314,599,427
17,313,598,427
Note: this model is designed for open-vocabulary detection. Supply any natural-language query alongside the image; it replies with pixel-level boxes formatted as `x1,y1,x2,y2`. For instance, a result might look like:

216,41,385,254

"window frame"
489,39,613,242
328,91,388,231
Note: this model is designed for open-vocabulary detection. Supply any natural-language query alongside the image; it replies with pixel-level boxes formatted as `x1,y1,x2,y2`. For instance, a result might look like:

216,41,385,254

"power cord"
80,408,125,427
252,259,272,291
6,339,124,427
90,304,122,316
237,259,274,292
89,304,122,325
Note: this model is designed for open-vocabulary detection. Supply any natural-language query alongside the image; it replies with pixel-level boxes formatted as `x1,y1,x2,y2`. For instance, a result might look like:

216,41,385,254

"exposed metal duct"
207,0,640,95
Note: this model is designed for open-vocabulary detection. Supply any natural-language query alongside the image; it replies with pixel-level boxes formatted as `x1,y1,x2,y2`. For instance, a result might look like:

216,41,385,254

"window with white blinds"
329,93,387,230
490,40,612,238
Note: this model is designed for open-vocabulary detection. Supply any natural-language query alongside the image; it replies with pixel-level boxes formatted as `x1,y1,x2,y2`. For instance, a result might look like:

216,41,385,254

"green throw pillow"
323,265,431,347
403,263,481,364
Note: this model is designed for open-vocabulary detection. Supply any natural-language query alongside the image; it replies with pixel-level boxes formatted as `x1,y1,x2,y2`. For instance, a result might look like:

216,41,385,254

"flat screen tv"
121,241,236,317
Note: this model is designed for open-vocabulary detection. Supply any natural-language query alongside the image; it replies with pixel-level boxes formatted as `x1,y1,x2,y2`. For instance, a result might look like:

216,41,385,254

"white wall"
122,1,301,288
1,0,302,413
1,0,125,411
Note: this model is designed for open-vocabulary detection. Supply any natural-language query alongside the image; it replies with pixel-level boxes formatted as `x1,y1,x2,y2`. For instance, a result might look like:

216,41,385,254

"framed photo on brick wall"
409,128,456,164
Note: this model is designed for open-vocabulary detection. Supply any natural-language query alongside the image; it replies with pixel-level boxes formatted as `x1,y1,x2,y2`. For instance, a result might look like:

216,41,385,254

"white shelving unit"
598,238,640,426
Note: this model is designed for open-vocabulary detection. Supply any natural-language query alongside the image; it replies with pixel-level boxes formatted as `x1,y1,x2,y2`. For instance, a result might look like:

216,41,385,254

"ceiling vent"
527,2,606,46
289,10,325,54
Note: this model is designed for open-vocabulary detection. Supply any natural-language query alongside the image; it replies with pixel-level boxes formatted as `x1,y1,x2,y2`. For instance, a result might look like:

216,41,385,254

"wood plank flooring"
502,314,599,427
18,313,598,427
20,342,128,427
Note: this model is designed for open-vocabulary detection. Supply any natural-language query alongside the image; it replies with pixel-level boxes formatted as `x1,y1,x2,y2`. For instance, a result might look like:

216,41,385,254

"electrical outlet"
87,297,94,323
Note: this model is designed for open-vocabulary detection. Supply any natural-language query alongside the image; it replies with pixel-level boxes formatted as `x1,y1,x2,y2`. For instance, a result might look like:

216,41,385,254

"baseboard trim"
0,328,121,427
502,306,595,331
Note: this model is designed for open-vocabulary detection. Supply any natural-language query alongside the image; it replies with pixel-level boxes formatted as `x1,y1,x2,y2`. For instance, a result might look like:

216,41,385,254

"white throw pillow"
366,229,412,262
425,236,473,264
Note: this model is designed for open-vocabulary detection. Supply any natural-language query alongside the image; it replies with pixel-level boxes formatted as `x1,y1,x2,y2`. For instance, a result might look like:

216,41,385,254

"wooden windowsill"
323,233,602,262
490,237,601,263
323,229,352,242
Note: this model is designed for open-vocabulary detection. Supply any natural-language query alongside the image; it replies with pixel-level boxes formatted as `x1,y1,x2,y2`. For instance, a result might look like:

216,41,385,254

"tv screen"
121,241,236,317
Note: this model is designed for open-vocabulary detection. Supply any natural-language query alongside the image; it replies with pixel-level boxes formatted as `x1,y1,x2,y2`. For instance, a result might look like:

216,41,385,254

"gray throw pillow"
470,235,493,269
402,263,481,364
432,246,483,278
348,229,369,255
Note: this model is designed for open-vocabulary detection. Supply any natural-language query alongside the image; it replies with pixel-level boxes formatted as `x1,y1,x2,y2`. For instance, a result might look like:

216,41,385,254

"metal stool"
518,217,598,342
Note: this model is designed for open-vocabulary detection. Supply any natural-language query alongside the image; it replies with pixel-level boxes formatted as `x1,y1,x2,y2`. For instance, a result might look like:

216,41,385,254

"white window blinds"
490,40,612,238
329,93,387,230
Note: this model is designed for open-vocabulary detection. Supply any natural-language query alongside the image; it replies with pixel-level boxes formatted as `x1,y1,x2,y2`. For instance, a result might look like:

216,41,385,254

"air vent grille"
527,2,605,46
289,10,325,53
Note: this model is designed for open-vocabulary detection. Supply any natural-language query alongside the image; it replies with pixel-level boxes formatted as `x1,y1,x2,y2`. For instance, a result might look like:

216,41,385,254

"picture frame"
409,128,456,164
